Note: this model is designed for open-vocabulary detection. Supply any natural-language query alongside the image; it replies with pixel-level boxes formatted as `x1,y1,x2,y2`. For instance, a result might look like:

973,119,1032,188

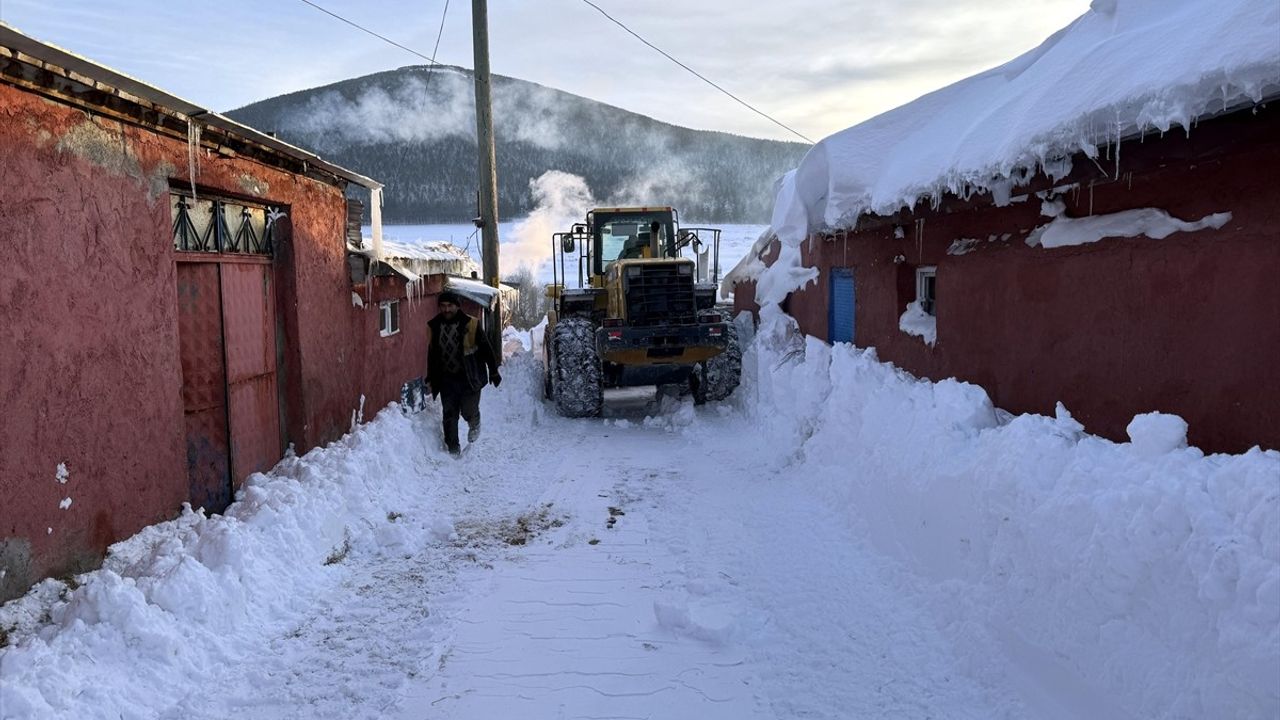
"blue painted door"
829,268,855,344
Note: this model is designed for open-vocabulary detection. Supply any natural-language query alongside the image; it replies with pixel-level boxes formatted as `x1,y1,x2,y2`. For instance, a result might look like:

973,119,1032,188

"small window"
379,300,400,337
916,266,937,316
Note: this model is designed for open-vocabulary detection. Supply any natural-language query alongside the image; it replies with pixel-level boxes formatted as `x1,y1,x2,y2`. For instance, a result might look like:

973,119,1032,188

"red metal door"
219,262,283,486
176,263,232,513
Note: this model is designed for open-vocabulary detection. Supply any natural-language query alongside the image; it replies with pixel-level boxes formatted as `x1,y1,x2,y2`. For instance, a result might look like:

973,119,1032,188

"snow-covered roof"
379,240,474,265
768,0,1280,247
351,239,479,281
445,276,519,311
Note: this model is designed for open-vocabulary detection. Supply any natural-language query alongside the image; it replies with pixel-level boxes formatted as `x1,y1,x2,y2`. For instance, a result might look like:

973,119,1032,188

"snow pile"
643,395,697,433
1028,207,1234,248
898,301,937,346
652,598,735,645
739,307,1280,718
768,0,1280,248
0,353,548,719
1127,412,1191,458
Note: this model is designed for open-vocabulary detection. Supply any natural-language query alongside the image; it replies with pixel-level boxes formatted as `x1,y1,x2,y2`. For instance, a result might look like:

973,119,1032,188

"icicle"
186,119,201,201
1113,113,1122,180
370,186,385,262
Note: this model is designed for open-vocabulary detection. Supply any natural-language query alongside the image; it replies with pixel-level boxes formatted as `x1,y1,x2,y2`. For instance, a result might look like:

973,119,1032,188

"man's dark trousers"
440,385,481,452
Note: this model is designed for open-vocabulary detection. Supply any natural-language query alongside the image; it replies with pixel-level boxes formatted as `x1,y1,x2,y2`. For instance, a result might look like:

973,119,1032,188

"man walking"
426,291,501,455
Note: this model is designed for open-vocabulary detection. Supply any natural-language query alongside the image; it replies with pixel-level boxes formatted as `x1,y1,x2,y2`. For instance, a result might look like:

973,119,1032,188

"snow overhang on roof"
0,22,383,193
768,0,1280,247
445,277,518,310
348,239,480,283
721,228,777,295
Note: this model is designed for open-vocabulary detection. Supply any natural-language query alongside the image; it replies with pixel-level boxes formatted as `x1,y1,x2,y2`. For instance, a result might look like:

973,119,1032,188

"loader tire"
542,323,554,400
693,323,742,404
550,316,603,418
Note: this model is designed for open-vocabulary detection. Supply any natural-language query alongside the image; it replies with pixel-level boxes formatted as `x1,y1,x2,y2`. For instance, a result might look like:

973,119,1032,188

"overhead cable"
576,0,814,143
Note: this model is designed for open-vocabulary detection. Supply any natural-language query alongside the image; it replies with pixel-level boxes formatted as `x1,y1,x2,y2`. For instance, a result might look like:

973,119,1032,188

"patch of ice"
58,498,72,510
55,463,68,484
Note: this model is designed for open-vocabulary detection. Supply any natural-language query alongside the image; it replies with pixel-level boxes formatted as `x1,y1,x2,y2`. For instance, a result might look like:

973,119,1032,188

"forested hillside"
227,65,809,223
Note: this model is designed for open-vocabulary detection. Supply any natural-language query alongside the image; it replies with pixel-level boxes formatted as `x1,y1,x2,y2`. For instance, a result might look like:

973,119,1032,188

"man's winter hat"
438,291,462,306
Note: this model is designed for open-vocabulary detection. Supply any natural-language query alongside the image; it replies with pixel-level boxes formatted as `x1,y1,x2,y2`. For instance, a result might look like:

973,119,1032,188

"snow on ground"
744,307,1280,719
2,317,1277,719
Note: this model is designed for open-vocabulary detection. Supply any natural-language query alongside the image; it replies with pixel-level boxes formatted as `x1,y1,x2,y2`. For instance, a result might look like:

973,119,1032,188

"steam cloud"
504,171,597,274
283,68,568,152
502,163,720,276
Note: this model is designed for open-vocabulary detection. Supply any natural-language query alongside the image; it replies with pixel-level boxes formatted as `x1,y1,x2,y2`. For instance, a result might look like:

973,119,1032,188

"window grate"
171,192,281,256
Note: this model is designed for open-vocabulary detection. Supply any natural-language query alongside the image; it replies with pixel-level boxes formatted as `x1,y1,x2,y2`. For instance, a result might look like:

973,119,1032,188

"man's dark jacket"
427,312,498,394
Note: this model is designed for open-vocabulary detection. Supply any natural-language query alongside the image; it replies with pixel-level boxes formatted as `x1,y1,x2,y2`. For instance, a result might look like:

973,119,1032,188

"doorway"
828,267,855,344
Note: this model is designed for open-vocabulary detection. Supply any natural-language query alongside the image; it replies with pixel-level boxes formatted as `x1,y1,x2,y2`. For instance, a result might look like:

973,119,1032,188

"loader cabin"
593,207,677,274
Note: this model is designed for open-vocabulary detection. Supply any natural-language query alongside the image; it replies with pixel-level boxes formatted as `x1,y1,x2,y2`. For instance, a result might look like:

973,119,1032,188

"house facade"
731,104,1279,454
0,26,442,600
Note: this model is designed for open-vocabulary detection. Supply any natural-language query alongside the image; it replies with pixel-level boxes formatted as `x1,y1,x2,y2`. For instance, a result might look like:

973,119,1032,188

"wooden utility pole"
471,0,502,359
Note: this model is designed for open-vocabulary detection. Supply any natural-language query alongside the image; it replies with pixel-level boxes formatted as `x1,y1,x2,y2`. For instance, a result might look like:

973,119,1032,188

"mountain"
226,65,809,224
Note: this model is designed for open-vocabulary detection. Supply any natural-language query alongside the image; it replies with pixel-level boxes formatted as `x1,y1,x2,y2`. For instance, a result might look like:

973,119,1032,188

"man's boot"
467,420,480,443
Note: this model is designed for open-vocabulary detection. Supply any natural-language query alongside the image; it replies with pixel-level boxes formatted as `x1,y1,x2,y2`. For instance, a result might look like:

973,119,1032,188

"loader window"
600,223,639,264
597,217,672,271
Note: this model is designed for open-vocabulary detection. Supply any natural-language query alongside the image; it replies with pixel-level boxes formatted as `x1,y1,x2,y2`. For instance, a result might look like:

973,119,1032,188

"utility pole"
471,0,502,360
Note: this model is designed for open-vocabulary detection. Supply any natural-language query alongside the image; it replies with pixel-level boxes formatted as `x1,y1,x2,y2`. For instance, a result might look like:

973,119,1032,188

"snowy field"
370,222,767,289
1,312,1276,719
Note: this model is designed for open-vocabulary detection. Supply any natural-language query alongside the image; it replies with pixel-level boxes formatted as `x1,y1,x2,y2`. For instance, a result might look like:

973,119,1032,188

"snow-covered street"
2,326,1277,719
396,391,1012,719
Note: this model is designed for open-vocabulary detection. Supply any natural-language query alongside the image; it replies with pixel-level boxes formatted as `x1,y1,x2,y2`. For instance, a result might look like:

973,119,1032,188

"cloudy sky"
0,0,1087,142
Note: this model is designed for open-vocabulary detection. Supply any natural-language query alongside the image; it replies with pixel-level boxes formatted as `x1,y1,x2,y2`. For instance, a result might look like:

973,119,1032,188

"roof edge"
0,22,382,191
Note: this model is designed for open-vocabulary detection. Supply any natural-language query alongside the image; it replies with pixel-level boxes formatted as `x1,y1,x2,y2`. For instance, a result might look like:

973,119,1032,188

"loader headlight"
677,263,693,276
626,266,643,279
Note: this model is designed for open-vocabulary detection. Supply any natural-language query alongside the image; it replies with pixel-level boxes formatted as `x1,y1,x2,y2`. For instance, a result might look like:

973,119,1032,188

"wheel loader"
542,206,741,417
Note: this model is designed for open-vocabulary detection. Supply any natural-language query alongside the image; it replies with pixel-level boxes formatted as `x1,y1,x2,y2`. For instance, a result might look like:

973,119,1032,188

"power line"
428,0,451,77
576,0,814,144
296,0,813,144
297,0,441,66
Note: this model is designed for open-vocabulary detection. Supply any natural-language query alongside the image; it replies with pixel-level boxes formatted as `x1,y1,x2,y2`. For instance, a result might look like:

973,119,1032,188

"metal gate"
177,263,232,512
829,267,855,344
175,259,282,514
220,262,282,483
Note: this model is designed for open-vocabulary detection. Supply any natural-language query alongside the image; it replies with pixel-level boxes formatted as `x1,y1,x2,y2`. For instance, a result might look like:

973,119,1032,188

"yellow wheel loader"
542,206,741,417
